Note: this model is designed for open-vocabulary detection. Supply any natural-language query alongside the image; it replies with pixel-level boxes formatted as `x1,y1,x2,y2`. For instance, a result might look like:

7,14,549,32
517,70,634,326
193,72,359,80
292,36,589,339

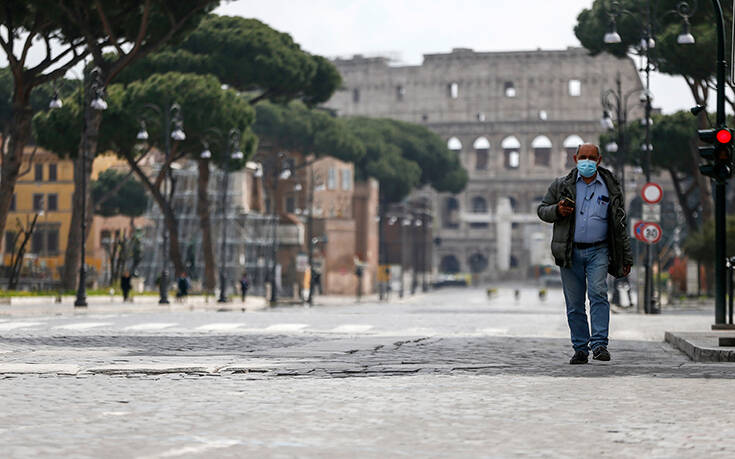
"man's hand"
557,200,573,217
623,265,631,277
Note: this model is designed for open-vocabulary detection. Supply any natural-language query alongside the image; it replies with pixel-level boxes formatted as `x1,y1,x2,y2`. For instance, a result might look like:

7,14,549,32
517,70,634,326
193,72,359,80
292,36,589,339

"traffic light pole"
712,0,727,325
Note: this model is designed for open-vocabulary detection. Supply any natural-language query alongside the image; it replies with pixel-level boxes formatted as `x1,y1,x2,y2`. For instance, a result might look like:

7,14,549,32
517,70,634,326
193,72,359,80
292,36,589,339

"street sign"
641,203,661,222
640,222,662,245
641,182,663,204
633,220,646,240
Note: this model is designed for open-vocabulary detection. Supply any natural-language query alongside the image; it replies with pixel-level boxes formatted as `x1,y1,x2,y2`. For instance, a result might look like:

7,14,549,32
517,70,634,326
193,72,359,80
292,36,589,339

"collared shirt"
573,172,609,243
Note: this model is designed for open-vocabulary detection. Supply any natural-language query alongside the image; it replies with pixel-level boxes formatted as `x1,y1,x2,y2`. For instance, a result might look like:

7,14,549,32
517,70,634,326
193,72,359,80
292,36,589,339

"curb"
665,331,735,362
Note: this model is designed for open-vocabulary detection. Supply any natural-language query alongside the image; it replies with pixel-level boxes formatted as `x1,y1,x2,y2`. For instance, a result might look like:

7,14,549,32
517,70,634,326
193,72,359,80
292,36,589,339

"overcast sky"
215,0,696,114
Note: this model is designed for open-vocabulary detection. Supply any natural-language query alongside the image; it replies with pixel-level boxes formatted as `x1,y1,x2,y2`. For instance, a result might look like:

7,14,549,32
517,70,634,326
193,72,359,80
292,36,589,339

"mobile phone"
561,197,575,208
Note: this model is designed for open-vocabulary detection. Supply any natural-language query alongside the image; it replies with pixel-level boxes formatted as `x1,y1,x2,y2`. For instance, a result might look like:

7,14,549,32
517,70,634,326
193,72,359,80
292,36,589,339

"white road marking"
478,327,510,335
124,323,178,331
330,324,373,333
264,323,309,332
0,322,43,331
195,323,244,332
54,322,113,330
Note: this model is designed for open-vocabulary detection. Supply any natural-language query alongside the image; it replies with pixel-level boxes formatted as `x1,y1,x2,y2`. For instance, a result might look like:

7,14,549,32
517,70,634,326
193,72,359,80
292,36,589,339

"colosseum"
325,47,643,282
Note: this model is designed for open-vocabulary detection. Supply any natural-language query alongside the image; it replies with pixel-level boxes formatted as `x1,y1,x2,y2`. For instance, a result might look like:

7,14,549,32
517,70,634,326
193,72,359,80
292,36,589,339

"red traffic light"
716,129,732,143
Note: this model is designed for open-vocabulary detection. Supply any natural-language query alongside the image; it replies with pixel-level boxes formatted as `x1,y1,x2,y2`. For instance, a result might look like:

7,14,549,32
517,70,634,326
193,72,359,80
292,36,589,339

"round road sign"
641,222,662,244
641,182,663,204
634,221,647,242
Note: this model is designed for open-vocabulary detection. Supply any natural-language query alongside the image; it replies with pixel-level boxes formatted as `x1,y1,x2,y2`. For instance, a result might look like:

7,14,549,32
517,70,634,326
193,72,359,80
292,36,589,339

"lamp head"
690,105,706,116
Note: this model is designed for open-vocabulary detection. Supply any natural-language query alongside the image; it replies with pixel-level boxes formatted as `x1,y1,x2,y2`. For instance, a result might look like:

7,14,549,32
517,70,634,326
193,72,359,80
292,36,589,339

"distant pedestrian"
239,272,249,303
312,270,322,296
537,143,632,365
176,272,190,302
120,270,132,302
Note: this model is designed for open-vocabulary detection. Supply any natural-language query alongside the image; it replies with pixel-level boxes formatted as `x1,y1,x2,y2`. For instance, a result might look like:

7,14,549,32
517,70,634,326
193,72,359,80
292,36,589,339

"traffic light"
699,127,734,180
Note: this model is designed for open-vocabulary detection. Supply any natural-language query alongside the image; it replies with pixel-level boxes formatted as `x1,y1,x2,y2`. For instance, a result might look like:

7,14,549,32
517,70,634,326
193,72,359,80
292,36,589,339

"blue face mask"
577,159,598,178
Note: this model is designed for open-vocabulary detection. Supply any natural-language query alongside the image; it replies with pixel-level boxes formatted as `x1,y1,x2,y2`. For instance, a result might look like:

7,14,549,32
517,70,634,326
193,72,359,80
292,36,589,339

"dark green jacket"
537,166,633,278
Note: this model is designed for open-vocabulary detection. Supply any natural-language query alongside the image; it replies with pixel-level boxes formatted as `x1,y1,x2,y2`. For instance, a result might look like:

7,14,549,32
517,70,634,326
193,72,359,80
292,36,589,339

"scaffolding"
138,161,275,297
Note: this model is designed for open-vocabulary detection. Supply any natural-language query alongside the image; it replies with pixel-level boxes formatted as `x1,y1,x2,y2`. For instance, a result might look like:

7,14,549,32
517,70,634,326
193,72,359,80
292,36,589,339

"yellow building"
3,148,135,281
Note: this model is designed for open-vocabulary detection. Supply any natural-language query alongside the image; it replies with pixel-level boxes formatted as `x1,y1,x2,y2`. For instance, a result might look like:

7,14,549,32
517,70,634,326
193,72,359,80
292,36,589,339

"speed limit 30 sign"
639,222,662,245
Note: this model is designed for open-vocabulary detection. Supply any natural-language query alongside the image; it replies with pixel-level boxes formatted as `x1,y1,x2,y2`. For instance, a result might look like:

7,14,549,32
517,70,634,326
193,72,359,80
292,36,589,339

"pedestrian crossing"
0,319,384,335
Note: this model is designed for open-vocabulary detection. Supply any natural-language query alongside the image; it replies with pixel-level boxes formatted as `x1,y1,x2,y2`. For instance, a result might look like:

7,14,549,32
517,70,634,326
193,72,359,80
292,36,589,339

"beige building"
326,47,644,281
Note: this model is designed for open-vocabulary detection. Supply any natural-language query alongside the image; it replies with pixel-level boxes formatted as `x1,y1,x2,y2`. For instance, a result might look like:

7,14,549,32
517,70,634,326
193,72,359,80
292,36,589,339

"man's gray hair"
575,143,601,156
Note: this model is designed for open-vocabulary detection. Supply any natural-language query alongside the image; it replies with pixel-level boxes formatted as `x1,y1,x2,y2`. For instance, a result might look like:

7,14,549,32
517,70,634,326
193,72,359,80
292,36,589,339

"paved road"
1,287,733,458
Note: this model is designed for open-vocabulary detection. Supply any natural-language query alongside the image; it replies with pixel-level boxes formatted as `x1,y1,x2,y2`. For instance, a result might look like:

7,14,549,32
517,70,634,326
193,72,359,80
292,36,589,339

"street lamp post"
73,66,107,307
604,0,696,314
305,169,325,306
138,102,186,304
210,129,244,303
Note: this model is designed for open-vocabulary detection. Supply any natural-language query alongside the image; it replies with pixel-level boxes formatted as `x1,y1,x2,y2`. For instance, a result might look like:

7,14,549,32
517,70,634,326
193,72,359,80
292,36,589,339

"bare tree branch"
105,1,213,84
93,0,125,56
17,145,39,177
93,169,135,212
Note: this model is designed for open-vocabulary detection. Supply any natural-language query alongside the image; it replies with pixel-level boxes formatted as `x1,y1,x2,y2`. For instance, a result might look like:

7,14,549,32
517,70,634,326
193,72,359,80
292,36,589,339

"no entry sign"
641,182,663,204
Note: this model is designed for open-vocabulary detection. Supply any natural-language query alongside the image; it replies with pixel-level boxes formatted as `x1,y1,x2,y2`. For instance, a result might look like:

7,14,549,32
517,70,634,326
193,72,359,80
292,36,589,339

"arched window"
532,135,552,167
473,137,490,170
510,255,519,268
470,196,488,228
447,137,462,152
440,255,461,274
502,136,521,169
468,253,489,273
563,135,584,168
443,197,460,229
471,196,487,213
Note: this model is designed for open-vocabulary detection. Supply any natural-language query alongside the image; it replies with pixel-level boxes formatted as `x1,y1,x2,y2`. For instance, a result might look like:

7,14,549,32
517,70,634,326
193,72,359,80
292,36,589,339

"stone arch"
471,196,487,213
563,135,584,168
473,136,490,170
470,196,488,228
447,136,462,151
502,136,521,169
532,135,552,167
439,255,460,274
443,196,460,229
468,253,489,273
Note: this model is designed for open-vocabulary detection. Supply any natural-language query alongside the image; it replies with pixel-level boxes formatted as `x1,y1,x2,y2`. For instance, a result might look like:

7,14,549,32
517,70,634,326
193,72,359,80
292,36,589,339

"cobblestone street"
1,287,733,457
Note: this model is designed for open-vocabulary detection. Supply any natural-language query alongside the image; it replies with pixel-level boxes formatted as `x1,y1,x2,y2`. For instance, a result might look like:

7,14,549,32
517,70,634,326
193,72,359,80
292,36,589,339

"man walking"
537,143,632,364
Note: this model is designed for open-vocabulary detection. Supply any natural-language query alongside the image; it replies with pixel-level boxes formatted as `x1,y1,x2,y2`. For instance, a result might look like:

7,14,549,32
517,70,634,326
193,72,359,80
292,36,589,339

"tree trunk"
0,98,33,256
61,107,102,289
127,159,186,276
196,159,216,292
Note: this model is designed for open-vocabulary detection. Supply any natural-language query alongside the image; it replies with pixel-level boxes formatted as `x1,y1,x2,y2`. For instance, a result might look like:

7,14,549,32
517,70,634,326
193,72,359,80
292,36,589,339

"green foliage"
116,15,341,106
34,72,257,167
684,216,735,263
92,170,148,218
253,103,468,203
117,72,257,167
2,67,78,133
345,117,468,202
253,101,364,163
603,110,698,173
574,0,728,82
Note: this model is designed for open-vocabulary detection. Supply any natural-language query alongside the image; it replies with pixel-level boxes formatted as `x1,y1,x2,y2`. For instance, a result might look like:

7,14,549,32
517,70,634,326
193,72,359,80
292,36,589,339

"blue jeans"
560,245,610,354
